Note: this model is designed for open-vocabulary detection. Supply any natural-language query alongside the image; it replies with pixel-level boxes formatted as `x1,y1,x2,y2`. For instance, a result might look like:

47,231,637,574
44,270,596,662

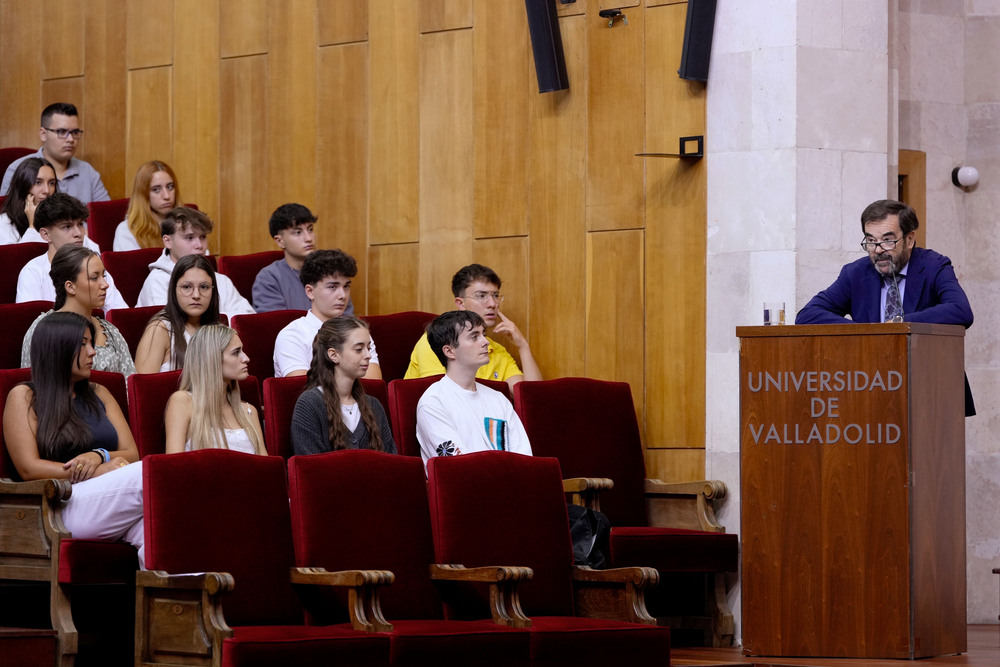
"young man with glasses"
796,199,975,414
136,206,255,318
404,263,541,391
1,103,110,204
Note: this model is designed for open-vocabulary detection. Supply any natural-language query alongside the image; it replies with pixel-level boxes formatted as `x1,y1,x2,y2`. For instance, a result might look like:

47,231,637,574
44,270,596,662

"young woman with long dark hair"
3,311,144,566
134,253,221,373
0,157,57,244
290,316,395,455
21,245,135,376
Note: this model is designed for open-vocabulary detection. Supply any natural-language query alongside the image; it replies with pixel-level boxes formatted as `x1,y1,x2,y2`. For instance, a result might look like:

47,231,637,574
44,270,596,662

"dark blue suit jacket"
796,247,973,327
796,247,975,414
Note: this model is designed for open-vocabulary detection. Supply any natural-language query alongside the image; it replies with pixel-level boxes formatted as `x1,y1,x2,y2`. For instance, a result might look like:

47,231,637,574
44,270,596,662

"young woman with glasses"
134,254,221,373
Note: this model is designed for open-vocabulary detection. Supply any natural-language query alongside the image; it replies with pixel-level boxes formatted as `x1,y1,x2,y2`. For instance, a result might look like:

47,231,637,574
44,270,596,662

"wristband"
92,448,110,464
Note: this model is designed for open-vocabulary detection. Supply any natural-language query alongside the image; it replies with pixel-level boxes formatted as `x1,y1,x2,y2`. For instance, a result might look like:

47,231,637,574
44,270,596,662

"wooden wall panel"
42,0,84,80
0,1,43,147
369,0,419,245
41,78,84,118
368,243,419,315
83,0,128,198
585,229,645,430
220,0,268,57
586,0,645,231
317,43,370,312
219,55,269,256
418,29,475,314
125,67,174,192
644,2,706,461
266,0,318,209
527,14,588,380
473,0,529,240
647,448,707,484
318,0,369,46
474,236,530,365
126,0,173,69
174,0,221,251
0,2,709,455
419,0,472,33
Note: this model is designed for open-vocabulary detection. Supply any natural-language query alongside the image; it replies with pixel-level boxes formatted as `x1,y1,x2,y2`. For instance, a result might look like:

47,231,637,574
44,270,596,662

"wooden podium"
737,323,967,659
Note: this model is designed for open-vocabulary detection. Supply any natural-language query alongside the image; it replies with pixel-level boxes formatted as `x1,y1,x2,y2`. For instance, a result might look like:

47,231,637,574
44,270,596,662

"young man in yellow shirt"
404,264,541,392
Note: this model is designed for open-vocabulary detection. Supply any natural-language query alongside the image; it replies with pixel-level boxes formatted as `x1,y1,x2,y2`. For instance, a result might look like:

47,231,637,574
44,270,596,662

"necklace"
343,402,358,416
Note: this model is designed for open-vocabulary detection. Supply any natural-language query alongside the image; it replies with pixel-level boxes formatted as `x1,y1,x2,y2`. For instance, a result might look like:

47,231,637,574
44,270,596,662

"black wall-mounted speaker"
678,0,717,82
525,0,569,93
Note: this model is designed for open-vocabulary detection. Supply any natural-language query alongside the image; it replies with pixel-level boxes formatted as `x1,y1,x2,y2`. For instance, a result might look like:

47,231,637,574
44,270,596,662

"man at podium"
796,198,975,413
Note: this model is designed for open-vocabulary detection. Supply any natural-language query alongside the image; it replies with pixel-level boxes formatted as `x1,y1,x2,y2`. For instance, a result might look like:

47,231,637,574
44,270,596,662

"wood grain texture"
220,55,270,256
646,447,706,484
898,149,927,250
739,325,966,659
125,67,174,193
368,0,419,245
220,0,268,58
0,0,44,147
317,42,370,313
474,236,529,365
419,0,472,33
174,0,220,251
585,229,645,430
368,243,419,315
83,0,128,198
318,0,369,45
42,0,83,80
266,0,318,208
418,28,474,312
473,0,529,239
126,0,173,69
644,2,707,451
527,14,588,380
586,0,644,232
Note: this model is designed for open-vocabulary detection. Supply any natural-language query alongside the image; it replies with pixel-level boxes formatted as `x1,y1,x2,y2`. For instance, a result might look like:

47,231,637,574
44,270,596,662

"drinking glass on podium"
763,301,785,325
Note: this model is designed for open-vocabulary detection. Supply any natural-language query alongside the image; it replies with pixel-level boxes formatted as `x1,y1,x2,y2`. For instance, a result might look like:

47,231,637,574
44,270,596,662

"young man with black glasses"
1,103,110,204
404,263,541,392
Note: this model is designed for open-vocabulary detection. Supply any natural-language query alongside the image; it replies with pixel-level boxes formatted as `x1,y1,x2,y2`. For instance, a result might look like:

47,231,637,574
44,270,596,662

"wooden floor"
672,625,999,667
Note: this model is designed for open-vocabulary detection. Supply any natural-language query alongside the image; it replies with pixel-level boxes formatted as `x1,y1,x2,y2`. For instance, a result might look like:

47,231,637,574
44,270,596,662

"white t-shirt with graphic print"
416,374,532,472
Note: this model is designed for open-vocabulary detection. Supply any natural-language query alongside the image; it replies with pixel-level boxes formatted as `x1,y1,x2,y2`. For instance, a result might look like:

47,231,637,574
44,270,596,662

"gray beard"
871,253,899,276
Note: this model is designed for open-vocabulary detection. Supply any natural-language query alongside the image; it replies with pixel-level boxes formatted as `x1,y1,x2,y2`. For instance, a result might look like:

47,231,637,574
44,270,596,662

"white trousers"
60,460,145,568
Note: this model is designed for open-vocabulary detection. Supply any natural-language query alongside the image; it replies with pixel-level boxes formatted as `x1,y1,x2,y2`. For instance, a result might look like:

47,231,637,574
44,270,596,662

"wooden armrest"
563,477,614,511
137,569,235,593
571,565,658,625
429,564,532,583
291,567,393,633
572,565,659,587
135,570,235,664
0,477,73,501
429,564,532,629
644,478,728,532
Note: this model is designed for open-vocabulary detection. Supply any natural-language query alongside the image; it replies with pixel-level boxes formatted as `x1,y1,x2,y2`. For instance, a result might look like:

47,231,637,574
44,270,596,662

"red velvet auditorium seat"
427,452,671,666
514,377,740,646
137,450,391,666
288,449,530,666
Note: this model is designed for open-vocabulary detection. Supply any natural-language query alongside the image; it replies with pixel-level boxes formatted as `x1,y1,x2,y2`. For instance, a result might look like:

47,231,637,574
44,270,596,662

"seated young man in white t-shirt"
273,248,381,379
415,310,532,471
135,206,255,319
16,192,128,311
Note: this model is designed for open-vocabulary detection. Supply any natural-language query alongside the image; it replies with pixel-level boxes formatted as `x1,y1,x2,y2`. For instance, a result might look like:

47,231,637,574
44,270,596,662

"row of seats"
0,300,435,381
0,373,739,663
134,448,674,665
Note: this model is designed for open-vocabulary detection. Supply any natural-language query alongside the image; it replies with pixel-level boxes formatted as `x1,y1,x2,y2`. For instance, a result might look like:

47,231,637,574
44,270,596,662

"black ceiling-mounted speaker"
678,0,717,81
525,0,569,93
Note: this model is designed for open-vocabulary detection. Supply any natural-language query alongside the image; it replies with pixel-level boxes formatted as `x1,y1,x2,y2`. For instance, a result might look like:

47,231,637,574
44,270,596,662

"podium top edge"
736,323,967,338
